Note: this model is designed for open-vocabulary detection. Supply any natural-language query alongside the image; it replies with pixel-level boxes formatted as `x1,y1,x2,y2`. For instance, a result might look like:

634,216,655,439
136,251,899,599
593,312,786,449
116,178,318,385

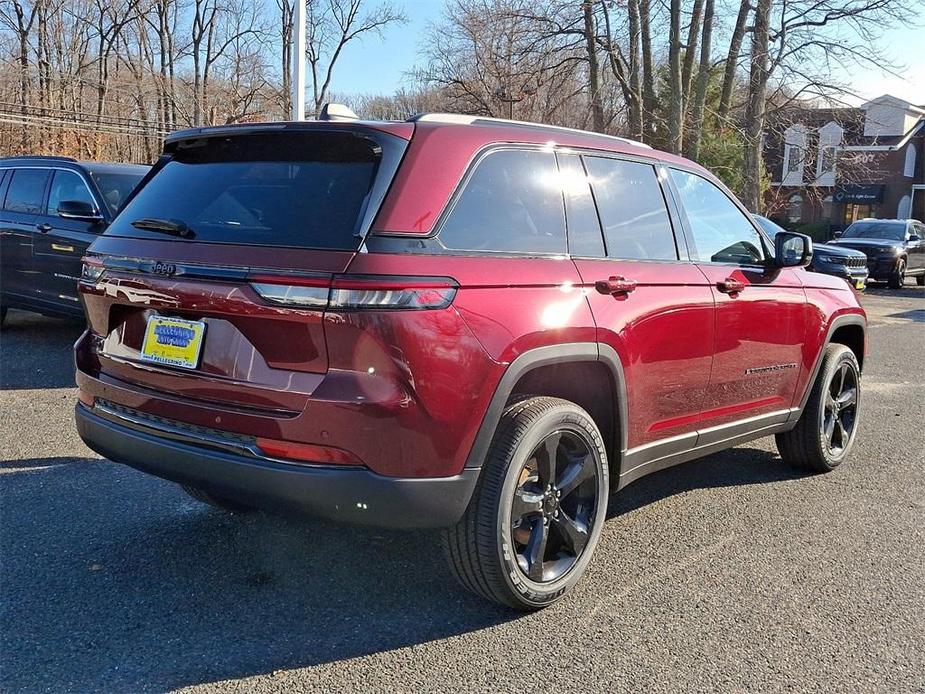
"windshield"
842,221,906,241
104,130,401,250
90,171,146,214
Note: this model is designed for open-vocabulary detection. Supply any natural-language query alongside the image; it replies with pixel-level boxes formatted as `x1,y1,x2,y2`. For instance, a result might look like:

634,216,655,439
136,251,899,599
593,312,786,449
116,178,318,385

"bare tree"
305,0,405,116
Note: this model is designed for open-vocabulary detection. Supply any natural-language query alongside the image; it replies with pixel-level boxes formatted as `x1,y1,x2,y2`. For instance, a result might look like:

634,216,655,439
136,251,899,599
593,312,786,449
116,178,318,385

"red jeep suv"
74,112,867,609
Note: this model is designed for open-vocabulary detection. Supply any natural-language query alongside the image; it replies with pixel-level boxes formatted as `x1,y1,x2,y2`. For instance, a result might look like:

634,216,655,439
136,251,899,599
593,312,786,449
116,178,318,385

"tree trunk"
719,0,750,120
667,0,683,154
639,0,655,131
685,0,714,161
681,0,704,108
742,0,771,211
582,1,604,132
627,0,643,140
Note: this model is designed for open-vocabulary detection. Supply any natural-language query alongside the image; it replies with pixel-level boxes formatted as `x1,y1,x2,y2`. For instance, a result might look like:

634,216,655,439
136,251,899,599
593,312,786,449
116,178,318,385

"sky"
331,0,925,106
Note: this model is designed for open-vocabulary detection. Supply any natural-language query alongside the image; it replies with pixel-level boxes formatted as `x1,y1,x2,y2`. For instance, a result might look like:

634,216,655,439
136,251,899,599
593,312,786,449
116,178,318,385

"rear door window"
4,168,51,214
104,131,399,250
558,153,605,257
583,156,678,261
438,149,567,254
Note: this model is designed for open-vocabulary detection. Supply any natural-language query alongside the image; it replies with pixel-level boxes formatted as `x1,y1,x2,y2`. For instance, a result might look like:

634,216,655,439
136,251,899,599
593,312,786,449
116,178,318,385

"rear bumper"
75,404,479,529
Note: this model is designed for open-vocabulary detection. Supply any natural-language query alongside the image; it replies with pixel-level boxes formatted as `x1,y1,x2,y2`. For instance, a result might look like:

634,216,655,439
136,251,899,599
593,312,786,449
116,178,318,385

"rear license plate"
854,280,866,290
140,316,206,370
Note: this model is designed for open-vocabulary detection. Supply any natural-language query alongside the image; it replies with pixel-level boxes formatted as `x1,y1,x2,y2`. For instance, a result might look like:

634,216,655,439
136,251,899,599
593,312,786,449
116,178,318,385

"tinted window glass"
670,169,765,264
842,221,906,241
48,170,96,215
105,132,388,250
439,149,566,254
4,168,51,214
90,172,145,214
583,157,677,260
559,154,605,257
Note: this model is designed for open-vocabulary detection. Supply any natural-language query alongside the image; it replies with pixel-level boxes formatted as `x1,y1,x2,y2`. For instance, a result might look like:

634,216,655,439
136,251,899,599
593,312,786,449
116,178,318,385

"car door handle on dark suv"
595,276,637,296
36,223,53,233
717,277,746,294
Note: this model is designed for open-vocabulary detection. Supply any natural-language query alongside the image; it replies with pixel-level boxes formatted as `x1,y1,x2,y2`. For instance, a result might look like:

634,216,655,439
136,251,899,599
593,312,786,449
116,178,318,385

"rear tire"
442,396,609,610
887,259,906,289
181,484,255,513
776,344,860,473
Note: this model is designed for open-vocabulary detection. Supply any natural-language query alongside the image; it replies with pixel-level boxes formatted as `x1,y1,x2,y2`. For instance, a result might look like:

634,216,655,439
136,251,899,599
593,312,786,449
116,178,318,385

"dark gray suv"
831,219,925,288
0,156,149,325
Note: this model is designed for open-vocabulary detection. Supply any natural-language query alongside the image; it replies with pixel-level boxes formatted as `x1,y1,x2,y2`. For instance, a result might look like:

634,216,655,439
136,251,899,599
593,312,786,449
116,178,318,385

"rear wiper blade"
130,217,195,238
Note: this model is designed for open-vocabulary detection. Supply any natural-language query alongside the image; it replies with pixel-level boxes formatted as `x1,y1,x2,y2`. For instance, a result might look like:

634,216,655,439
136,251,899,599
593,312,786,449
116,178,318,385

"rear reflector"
256,438,362,465
248,274,456,310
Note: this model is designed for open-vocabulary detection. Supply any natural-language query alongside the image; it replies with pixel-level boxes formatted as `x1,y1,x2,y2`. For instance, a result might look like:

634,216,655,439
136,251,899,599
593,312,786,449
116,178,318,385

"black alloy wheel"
442,396,609,610
821,361,858,457
510,430,599,583
776,343,861,472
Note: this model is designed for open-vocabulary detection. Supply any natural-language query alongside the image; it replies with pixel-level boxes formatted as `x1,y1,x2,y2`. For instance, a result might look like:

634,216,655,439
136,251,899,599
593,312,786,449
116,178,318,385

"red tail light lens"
248,274,456,310
329,276,456,310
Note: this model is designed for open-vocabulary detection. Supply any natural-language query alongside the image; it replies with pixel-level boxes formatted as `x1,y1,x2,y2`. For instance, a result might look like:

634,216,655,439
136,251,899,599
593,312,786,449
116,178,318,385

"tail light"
81,259,106,283
248,274,457,311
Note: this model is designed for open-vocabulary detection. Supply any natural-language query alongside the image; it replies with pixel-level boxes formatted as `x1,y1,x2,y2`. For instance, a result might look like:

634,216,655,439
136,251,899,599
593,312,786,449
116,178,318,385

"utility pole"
290,0,306,120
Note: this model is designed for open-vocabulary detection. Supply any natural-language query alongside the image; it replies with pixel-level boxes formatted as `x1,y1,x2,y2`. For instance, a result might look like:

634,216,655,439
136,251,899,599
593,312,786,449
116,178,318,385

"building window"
820,146,837,175
782,123,808,184
787,145,803,174
821,194,833,221
904,144,917,178
787,194,803,223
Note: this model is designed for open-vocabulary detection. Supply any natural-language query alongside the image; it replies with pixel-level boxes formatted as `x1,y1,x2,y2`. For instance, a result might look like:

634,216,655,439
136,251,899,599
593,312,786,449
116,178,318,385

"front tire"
916,274,924,286
887,258,906,289
776,344,860,472
442,396,609,610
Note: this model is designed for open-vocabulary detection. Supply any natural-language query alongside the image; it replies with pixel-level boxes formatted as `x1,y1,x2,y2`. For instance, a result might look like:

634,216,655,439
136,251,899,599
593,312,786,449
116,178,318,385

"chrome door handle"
51,243,74,253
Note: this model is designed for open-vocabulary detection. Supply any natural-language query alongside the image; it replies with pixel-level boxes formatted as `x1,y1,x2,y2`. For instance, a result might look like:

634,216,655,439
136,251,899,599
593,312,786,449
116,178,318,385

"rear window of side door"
562,150,715,453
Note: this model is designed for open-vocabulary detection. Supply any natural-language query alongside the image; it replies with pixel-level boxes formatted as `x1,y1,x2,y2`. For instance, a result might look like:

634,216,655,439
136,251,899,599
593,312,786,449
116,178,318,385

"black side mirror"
774,231,813,268
57,199,103,222
833,230,843,238
909,234,921,242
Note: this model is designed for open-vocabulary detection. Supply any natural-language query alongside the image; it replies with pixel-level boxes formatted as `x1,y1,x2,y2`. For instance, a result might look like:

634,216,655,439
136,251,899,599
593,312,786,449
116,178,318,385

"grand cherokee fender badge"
745,363,797,375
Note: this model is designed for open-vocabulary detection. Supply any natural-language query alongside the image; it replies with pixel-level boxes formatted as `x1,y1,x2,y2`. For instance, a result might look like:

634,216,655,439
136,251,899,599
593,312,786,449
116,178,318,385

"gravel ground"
1,286,923,693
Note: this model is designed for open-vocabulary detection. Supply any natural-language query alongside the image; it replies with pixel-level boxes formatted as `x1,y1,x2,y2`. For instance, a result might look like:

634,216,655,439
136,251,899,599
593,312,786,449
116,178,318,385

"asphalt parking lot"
1,286,923,694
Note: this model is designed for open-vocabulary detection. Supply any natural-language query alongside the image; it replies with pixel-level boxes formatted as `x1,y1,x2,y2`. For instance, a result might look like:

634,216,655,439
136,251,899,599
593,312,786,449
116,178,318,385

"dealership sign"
833,185,884,203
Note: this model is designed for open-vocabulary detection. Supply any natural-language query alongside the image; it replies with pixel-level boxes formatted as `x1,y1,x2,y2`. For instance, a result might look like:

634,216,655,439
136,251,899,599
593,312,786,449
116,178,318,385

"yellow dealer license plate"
140,316,206,370
855,280,866,290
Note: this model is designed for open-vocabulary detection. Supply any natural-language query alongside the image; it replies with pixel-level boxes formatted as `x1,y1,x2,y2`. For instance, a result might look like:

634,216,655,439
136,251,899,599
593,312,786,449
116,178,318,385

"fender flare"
791,313,867,420
463,342,629,470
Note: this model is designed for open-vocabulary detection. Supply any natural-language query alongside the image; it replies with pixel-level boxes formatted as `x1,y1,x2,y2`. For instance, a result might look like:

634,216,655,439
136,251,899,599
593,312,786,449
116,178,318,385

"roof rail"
0,154,78,162
408,113,652,149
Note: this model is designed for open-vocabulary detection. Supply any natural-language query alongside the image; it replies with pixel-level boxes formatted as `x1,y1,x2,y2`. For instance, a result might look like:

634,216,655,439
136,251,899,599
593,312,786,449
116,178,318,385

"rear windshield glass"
104,131,388,250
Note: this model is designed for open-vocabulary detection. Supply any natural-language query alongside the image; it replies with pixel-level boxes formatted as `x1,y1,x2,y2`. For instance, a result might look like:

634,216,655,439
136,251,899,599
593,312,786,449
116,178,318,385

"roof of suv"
161,115,714,236
0,155,149,174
